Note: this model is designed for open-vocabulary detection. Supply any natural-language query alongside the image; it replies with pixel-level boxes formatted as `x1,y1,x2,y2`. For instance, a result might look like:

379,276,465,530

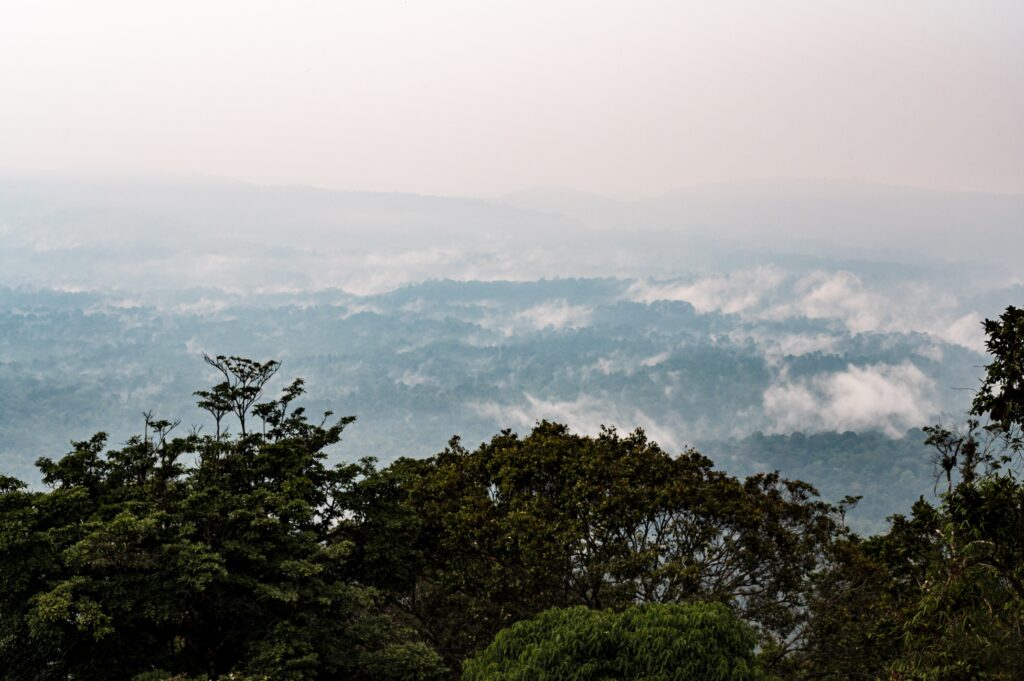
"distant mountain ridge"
500,179,1024,270
3,175,1022,294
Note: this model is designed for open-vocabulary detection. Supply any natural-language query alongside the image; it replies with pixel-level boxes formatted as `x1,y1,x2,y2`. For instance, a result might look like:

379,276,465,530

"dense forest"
0,278,993,532
1,306,1022,679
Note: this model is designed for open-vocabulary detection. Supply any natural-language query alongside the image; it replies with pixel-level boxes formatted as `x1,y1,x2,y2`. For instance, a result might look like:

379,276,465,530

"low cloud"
517,300,592,330
628,266,786,314
631,268,988,352
774,271,881,332
774,272,985,352
469,392,682,452
479,299,593,335
772,333,841,357
763,362,938,437
942,313,986,352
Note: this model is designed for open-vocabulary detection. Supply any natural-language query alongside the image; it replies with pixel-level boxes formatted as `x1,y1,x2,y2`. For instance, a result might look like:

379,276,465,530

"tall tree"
797,306,1024,680
889,307,1024,679
0,359,446,681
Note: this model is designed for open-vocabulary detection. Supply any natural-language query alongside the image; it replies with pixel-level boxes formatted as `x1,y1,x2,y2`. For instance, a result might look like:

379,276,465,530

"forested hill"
698,430,935,535
0,279,988,531
1,307,1022,680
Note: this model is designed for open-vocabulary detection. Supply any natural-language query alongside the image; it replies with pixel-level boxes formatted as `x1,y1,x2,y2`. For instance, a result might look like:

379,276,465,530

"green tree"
972,305,1024,448
0,358,446,681
887,307,1024,679
885,478,1024,680
795,499,946,680
349,423,841,673
797,306,1024,680
462,602,771,681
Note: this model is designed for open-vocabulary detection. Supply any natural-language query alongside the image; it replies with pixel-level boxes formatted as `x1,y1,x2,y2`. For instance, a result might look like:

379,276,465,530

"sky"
2,0,1022,198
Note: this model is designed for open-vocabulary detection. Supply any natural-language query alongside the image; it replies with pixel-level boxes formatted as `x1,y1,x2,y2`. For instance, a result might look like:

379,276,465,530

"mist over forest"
2,176,1022,533
5,1,1023,676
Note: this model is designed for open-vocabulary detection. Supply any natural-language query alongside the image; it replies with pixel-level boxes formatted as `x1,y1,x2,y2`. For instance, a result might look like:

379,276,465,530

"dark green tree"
887,307,1024,679
972,305,1024,448
797,306,1024,680
349,423,841,673
0,358,446,681
462,602,771,681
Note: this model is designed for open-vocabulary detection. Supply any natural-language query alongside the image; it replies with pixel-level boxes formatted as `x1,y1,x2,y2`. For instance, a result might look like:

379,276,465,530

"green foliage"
348,423,842,673
0,360,444,681
462,603,771,681
973,305,1024,443
4,303,1024,679
795,306,1024,680
882,474,1024,679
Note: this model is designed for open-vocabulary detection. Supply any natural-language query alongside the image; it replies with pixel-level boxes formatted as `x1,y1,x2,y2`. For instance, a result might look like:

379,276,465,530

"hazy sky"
3,0,1022,198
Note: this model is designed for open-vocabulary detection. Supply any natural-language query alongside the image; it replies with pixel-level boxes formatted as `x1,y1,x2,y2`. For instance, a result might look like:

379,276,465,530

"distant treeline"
1,308,1022,680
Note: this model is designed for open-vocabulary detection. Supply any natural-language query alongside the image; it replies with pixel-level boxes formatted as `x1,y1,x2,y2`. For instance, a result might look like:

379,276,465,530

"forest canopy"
1,307,1023,680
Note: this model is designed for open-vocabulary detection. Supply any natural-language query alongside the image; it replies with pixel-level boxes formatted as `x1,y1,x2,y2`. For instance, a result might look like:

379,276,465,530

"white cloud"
588,350,659,376
773,333,841,356
518,300,592,330
479,299,593,335
632,268,988,352
769,271,986,351
641,350,672,367
942,313,986,352
170,298,233,315
776,271,880,332
731,330,842,362
469,392,683,452
628,266,786,314
914,342,944,363
763,362,938,437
